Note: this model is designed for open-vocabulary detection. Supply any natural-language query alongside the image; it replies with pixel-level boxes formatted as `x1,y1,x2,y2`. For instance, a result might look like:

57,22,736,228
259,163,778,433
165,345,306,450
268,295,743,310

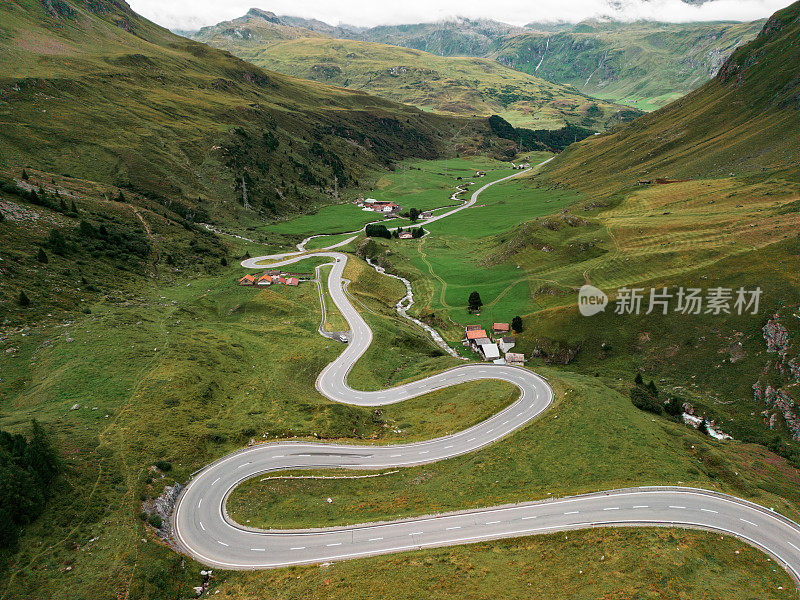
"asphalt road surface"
174,165,800,588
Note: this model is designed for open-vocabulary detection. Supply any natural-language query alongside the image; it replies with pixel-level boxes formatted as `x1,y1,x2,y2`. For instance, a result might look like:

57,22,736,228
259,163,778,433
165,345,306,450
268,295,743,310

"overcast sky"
128,0,793,31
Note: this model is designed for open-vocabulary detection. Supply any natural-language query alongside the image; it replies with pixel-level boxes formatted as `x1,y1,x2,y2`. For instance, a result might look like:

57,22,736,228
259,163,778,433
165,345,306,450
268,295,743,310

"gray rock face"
754,311,800,440
754,380,800,441
763,317,790,359
143,482,183,539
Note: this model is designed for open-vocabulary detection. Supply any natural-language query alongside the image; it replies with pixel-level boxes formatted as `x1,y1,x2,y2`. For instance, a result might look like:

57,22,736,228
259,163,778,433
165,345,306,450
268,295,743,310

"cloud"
128,0,793,31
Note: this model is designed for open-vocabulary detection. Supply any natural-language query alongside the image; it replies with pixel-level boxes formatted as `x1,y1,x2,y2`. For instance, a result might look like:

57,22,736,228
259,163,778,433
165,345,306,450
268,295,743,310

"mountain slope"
543,3,800,191
0,0,493,222
191,8,329,50
191,18,640,130
490,20,764,110
209,14,764,111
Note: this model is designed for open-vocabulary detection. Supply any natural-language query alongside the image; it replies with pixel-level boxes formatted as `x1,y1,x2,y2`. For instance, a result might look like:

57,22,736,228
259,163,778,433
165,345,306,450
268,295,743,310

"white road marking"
446,526,461,530
217,540,229,547
197,498,202,508
521,515,537,520
485,521,501,525
740,518,758,527
669,506,686,510
326,542,342,547
564,511,579,515
211,478,220,486
409,532,424,536
633,505,649,509
700,508,718,514
251,548,265,552
199,522,205,531
603,507,620,511
291,547,306,551
368,537,384,542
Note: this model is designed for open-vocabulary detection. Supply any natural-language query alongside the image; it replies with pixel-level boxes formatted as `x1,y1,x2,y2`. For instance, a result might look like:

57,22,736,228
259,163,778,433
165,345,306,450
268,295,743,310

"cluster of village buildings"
463,323,525,366
355,198,433,221
238,270,309,287
356,198,400,215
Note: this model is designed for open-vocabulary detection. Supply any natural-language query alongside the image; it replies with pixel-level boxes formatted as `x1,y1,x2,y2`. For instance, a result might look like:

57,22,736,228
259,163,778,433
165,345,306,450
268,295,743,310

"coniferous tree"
21,169,29,181
511,316,523,333
36,248,48,263
468,291,483,312
18,291,30,307
634,373,644,386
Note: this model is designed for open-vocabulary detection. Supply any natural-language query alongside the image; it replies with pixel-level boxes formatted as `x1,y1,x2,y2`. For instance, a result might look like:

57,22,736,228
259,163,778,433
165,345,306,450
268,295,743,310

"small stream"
366,259,465,360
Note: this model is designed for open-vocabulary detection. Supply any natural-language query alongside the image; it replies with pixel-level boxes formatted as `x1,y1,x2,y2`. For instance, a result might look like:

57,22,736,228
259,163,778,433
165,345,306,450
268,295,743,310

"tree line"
0,420,60,549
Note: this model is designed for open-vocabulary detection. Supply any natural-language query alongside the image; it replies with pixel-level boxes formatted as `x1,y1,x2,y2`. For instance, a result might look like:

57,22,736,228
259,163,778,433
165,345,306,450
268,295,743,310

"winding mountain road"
173,163,800,589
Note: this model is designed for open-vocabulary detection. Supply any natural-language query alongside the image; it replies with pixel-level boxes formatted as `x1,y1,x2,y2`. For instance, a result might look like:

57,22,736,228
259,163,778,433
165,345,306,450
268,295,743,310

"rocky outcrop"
142,483,182,540
763,317,790,359
755,382,800,441
754,310,800,441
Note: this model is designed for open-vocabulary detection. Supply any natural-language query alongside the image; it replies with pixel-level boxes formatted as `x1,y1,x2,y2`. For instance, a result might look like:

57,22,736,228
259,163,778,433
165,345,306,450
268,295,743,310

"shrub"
153,460,172,472
18,291,30,307
36,248,48,263
511,316,523,333
411,227,425,239
630,386,662,414
147,513,162,529
47,228,67,255
665,396,683,418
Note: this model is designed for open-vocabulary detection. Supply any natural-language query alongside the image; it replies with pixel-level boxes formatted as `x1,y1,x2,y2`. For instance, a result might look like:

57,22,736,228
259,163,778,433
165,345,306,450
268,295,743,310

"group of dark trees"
365,223,391,239
630,373,686,421
0,421,60,549
365,224,425,240
1,176,79,218
488,115,594,153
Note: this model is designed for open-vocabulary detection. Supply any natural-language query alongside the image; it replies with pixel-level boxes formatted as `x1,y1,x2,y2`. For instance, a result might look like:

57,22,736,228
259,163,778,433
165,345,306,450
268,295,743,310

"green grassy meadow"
258,156,528,241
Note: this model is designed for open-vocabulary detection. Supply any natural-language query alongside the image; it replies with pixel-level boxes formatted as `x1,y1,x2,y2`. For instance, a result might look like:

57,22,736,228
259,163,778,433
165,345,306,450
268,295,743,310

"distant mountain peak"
246,8,280,24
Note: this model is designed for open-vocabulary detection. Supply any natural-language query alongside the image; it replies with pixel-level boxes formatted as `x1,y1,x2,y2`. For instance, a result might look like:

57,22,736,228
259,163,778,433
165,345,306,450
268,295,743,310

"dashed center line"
446,526,461,530
603,507,620,511
368,537,384,542
739,518,758,527
700,508,718,514
485,521,501,525
669,506,686,510
564,511,580,515
251,548,265,552
291,546,306,551
326,542,342,547
217,540,229,547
